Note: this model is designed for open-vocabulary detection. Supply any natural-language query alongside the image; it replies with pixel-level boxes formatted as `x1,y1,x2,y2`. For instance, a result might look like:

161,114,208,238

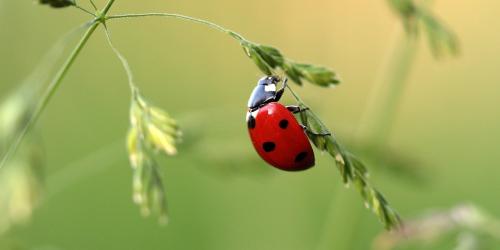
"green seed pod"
282,62,304,85
39,0,75,8
127,127,145,169
292,63,340,87
147,123,178,155
248,48,273,76
254,45,284,69
387,0,416,18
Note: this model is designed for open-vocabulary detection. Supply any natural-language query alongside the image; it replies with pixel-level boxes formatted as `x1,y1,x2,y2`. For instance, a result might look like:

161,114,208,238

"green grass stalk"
0,0,117,170
317,28,418,250
358,29,418,147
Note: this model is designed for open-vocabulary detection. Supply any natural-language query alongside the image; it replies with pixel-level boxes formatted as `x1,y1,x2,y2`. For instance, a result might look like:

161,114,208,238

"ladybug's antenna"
277,72,286,82
281,77,288,89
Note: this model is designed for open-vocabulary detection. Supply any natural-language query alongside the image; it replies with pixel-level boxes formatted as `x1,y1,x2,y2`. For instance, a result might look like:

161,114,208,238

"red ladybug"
246,76,316,171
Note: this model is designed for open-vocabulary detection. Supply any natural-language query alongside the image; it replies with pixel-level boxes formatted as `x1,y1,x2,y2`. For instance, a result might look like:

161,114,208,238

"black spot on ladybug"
295,152,308,162
247,115,256,129
262,142,276,152
279,119,289,129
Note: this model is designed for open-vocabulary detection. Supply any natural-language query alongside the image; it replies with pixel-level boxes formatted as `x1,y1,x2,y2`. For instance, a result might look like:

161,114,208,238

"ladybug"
246,76,324,171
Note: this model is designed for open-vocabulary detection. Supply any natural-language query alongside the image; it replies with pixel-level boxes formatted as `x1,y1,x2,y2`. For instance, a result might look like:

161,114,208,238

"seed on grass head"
0,136,44,234
0,93,34,142
241,42,340,87
126,93,180,224
294,95,401,229
150,107,178,127
335,153,345,166
128,94,181,158
147,123,178,155
387,0,459,57
127,127,144,169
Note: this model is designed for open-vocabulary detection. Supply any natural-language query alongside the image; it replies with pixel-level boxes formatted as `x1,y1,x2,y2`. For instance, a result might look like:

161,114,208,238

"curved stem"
357,29,417,146
103,25,138,94
106,13,247,43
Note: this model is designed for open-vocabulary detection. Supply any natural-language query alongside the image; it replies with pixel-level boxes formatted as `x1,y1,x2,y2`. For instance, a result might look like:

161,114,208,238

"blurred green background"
1,0,500,249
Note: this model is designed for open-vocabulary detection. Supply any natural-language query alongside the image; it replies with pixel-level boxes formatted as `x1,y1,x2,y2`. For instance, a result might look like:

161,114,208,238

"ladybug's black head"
257,76,280,85
247,76,282,110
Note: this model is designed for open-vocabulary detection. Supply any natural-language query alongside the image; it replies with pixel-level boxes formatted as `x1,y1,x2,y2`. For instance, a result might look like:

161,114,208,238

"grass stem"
88,0,98,11
316,27,417,250
106,13,247,43
73,4,96,17
357,28,418,146
0,0,118,170
102,25,137,94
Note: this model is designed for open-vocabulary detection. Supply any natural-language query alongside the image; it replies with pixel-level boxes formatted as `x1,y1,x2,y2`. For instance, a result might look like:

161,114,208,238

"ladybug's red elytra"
246,76,321,171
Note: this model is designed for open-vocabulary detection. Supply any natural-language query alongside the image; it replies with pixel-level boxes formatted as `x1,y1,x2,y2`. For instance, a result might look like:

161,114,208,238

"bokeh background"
1,0,500,249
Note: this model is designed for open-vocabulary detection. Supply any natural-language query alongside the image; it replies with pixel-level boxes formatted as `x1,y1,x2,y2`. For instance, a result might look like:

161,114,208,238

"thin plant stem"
101,0,116,17
344,29,416,250
357,28,418,146
103,25,138,94
73,4,96,17
341,28,416,250
287,82,367,249
22,20,94,93
0,22,99,170
285,85,363,247
106,13,247,43
285,83,307,107
0,0,118,170
89,0,98,11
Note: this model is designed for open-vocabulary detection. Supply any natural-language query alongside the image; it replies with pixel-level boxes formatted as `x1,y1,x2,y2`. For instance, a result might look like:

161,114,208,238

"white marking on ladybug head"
264,84,276,92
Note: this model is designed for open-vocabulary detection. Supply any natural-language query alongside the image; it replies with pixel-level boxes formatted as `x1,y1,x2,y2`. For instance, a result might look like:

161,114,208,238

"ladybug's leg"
286,105,309,114
301,125,331,136
273,78,288,102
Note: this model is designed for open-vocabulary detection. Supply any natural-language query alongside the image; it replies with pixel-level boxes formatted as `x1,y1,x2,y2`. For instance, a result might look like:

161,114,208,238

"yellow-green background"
1,0,499,249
